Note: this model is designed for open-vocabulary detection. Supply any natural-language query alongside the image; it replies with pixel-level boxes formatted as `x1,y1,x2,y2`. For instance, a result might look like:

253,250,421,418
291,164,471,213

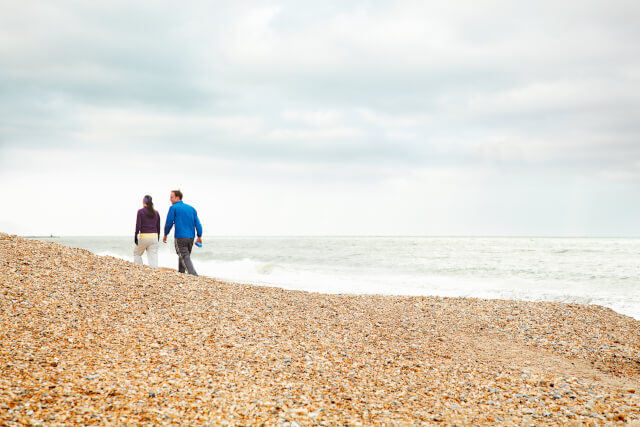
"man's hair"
172,190,183,200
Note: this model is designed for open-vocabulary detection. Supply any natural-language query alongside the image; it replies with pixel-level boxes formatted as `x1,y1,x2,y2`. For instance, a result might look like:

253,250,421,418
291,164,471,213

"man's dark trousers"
174,238,197,276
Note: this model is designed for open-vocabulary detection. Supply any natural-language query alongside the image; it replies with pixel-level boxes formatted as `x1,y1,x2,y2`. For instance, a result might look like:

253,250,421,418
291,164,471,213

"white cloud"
597,169,640,182
69,107,265,141
266,127,363,141
282,110,343,126
1,0,640,235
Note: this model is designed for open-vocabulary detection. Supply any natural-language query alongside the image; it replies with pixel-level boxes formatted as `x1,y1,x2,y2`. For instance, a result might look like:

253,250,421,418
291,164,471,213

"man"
163,189,203,276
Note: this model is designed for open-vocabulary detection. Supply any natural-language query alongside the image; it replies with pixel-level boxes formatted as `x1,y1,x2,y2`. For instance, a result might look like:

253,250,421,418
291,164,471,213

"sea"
39,236,640,320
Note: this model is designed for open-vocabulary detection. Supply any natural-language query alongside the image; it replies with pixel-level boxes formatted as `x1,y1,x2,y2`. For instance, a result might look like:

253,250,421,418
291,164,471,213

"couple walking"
134,190,203,276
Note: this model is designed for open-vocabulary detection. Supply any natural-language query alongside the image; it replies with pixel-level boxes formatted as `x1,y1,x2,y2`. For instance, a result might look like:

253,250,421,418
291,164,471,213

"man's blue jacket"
164,201,203,238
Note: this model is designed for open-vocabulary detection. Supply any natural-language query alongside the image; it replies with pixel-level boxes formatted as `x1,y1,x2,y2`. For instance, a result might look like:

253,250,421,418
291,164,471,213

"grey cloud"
1,0,639,174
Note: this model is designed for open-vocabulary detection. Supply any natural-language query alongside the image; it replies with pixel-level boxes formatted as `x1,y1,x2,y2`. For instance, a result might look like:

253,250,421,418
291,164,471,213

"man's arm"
194,208,203,244
194,209,203,237
163,205,175,243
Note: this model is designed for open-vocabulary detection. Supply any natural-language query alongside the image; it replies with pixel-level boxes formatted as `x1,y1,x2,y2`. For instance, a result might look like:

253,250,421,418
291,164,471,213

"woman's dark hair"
143,195,155,218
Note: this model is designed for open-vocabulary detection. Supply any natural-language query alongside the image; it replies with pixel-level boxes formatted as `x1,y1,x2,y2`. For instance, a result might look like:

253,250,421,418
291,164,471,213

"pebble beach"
1,233,639,425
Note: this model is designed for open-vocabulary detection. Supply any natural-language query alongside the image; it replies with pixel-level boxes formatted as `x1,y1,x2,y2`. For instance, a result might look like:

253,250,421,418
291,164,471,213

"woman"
134,195,161,268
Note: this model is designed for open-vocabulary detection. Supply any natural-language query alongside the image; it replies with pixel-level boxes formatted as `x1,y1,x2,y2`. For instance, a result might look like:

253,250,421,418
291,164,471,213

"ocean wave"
64,238,640,321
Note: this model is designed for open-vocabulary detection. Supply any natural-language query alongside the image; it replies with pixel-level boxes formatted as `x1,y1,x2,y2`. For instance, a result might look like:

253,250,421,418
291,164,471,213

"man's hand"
196,237,203,245
163,235,167,243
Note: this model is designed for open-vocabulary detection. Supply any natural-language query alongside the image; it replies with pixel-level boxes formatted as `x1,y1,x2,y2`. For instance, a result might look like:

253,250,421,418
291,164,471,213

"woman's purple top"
135,208,160,236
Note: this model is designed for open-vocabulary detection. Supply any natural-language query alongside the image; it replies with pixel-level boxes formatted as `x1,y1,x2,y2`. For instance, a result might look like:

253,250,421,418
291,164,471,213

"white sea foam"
54,236,640,320
198,260,639,319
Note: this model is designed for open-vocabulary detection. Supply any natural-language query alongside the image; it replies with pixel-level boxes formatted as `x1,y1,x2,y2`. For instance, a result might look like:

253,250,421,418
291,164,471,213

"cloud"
1,1,640,235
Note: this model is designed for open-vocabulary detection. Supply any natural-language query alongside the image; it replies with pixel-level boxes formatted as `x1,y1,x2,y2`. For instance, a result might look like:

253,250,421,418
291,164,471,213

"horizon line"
20,234,640,239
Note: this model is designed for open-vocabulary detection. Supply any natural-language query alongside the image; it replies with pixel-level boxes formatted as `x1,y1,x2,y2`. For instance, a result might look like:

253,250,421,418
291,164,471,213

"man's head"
170,190,183,204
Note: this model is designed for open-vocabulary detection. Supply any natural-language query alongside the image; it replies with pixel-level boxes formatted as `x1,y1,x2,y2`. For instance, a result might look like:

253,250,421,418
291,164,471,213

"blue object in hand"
195,241,202,248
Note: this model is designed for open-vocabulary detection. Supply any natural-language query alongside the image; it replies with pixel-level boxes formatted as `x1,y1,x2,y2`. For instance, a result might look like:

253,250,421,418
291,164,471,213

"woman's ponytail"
144,195,155,218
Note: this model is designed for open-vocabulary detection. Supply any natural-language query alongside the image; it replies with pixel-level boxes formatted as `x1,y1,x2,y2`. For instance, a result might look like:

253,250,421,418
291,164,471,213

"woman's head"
143,195,155,218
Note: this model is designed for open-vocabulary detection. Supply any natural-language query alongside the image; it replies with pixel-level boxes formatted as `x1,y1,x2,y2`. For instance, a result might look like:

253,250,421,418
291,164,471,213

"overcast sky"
1,0,639,236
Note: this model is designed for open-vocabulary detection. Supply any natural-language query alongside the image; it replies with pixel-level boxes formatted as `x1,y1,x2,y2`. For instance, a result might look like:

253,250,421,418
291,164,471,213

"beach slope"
1,233,639,424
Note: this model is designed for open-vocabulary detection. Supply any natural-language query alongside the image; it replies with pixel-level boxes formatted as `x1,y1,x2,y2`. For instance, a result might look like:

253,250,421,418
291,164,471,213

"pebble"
1,233,639,424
